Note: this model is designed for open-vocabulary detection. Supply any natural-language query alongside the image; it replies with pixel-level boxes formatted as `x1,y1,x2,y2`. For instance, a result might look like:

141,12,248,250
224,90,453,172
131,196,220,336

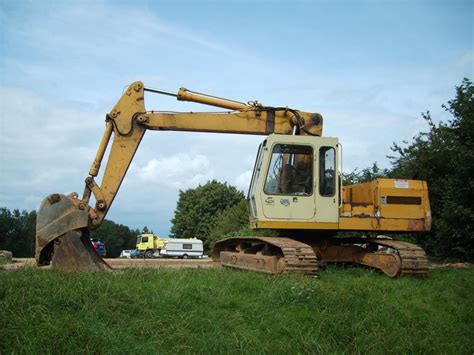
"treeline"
171,79,473,261
347,79,473,260
0,208,140,258
170,180,247,251
89,220,140,257
387,78,473,260
0,208,36,257
1,79,471,261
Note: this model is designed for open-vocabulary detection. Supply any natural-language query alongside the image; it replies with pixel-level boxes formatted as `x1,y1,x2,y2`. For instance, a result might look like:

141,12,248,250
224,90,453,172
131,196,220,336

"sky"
0,0,472,236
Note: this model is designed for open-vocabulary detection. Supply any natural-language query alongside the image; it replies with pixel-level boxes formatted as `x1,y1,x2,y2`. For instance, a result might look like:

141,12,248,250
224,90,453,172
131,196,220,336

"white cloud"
234,170,253,192
0,87,103,205
452,50,473,74
1,1,256,103
134,153,214,189
6,3,229,56
1,1,470,236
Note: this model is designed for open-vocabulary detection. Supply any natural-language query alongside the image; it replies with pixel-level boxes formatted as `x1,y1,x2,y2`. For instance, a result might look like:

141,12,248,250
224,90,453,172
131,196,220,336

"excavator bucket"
35,193,111,271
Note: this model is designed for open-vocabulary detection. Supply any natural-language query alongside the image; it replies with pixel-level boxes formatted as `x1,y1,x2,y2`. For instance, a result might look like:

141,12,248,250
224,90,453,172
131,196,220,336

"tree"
206,199,249,249
0,206,140,258
170,180,245,250
342,163,388,185
0,208,36,257
141,226,152,234
388,78,474,260
207,199,277,249
90,220,140,257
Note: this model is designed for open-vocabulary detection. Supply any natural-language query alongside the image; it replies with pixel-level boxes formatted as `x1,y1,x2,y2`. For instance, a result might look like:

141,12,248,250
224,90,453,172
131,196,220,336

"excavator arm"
35,81,323,270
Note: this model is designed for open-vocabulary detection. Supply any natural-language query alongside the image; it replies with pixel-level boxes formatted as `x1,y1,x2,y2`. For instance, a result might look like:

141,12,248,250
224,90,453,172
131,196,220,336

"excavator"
35,81,431,277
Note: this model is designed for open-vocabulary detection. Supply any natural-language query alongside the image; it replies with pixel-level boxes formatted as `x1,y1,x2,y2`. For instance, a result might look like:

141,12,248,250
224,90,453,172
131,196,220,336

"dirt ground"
2,258,471,272
429,262,471,269
1,258,220,271
108,257,219,269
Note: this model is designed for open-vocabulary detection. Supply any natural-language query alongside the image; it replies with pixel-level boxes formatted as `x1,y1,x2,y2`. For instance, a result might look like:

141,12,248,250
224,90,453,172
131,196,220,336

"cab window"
248,141,266,199
264,144,313,195
141,236,149,243
319,147,335,196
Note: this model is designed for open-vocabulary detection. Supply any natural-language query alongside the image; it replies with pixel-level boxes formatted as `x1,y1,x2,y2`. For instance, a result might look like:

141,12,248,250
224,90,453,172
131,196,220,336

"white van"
160,239,204,259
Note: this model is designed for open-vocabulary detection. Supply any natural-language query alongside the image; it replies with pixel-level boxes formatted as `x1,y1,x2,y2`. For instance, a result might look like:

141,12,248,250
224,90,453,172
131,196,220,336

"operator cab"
248,134,340,230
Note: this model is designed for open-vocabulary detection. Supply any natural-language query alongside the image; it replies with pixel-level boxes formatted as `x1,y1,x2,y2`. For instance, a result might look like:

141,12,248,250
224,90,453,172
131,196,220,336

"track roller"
213,237,318,275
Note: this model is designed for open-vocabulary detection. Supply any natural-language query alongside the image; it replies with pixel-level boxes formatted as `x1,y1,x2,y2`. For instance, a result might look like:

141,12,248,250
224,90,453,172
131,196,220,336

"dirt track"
108,258,220,269
1,258,470,271
1,258,220,271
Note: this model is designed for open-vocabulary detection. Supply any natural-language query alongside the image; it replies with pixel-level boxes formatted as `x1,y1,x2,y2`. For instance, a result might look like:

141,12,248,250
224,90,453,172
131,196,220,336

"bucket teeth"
35,193,111,271
51,230,111,271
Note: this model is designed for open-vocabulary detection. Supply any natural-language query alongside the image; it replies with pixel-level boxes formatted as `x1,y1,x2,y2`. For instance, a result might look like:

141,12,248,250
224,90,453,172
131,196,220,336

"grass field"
1,266,473,354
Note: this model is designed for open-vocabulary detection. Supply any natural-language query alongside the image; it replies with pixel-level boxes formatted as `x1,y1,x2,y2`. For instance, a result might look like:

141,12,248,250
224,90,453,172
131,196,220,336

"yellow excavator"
35,81,431,277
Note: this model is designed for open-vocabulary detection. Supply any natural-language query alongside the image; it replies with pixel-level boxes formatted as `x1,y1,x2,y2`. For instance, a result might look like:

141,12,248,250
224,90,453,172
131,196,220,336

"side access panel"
339,179,432,232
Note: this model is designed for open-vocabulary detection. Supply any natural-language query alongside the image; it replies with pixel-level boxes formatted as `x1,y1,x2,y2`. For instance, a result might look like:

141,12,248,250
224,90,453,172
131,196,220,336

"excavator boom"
35,81,323,269
35,81,430,278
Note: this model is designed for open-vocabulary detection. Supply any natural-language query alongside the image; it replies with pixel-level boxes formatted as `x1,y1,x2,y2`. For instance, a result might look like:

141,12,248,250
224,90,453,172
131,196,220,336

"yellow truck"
136,234,168,258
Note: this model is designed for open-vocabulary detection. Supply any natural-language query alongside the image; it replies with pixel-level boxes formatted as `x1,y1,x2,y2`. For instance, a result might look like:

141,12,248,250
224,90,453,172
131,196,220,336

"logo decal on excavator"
265,197,274,204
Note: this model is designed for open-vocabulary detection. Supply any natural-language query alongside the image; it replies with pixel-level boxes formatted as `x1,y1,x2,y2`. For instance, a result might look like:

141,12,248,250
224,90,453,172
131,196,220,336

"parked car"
160,239,203,259
119,250,132,258
90,238,106,257
130,249,138,258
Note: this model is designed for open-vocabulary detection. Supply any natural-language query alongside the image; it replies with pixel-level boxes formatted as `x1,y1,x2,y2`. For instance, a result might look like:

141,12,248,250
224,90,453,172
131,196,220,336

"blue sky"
0,0,472,236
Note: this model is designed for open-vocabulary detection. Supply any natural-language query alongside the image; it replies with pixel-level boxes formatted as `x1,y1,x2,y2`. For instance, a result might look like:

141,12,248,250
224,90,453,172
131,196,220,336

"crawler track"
262,237,318,275
213,236,428,278
213,237,318,275
367,238,429,277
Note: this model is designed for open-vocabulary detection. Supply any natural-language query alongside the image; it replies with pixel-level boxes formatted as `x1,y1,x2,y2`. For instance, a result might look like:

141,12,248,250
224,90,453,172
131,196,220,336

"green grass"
0,259,11,266
1,266,473,354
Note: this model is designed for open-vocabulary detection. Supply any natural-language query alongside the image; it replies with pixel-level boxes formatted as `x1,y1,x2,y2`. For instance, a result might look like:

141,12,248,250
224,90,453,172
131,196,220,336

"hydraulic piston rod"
145,86,249,111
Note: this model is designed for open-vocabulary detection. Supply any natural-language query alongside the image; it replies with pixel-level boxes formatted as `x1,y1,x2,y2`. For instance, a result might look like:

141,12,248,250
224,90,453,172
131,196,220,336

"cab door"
260,136,316,220
315,143,339,223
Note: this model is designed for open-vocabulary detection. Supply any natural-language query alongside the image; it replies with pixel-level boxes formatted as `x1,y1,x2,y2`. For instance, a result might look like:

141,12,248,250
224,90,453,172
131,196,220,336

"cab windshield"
264,144,313,196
